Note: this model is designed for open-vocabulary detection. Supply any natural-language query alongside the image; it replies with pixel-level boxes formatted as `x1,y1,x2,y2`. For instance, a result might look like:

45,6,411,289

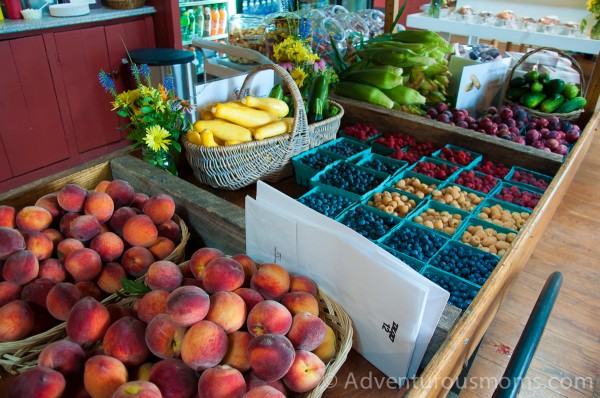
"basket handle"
500,46,587,103
239,63,309,145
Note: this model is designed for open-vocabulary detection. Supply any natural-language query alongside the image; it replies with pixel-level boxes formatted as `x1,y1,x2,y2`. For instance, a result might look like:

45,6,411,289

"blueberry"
429,244,499,285
318,162,385,195
297,190,354,218
300,152,337,171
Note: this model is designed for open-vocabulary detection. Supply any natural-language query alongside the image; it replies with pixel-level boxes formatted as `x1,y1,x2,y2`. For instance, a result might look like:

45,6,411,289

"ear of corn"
212,103,277,128
382,85,426,106
343,66,404,90
241,96,290,118
193,119,253,142
334,82,395,109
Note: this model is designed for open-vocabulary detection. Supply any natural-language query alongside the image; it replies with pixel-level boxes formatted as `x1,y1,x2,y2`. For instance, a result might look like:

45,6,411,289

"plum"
435,102,448,113
526,129,541,143
499,107,513,120
513,107,528,121
554,144,569,156
426,109,438,118
545,138,559,150
565,129,580,144
486,106,498,115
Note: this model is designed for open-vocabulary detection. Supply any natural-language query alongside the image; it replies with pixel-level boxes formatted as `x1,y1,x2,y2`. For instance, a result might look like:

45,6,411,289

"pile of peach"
460,225,517,256
0,179,183,344
477,204,530,231
412,208,463,236
430,185,484,212
393,177,438,199
6,247,335,398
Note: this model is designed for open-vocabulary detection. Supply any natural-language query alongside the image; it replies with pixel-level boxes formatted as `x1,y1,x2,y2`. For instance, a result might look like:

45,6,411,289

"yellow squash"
212,102,277,128
200,129,219,147
241,96,290,118
186,130,203,146
252,120,289,140
193,119,252,142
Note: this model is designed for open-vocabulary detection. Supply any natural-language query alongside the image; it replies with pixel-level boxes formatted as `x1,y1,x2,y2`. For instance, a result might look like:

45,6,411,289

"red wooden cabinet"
0,37,70,179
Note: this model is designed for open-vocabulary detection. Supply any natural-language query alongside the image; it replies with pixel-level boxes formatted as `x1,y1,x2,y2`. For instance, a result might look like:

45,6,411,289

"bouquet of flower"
98,64,194,176
584,0,600,39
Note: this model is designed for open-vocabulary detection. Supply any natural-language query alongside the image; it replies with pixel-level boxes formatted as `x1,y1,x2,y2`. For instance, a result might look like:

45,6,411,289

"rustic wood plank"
331,95,564,176
584,53,600,115
109,155,246,255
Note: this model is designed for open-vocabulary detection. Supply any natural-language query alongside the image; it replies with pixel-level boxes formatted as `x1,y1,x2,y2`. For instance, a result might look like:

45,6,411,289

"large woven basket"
183,64,311,190
307,100,345,149
501,46,586,121
0,215,189,374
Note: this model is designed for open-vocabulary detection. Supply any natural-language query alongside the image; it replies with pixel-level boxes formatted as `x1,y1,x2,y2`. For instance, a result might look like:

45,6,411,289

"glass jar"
264,11,301,61
228,14,266,64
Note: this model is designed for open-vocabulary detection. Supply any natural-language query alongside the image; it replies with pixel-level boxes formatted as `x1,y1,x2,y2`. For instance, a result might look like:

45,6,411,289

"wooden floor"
459,127,600,397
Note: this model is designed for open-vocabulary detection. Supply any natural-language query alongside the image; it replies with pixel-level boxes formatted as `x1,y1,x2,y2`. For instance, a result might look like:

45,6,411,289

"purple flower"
279,62,294,72
313,59,327,72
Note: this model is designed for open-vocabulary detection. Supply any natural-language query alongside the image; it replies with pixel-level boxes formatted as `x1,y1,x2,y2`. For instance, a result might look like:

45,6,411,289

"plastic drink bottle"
218,4,227,35
210,4,219,36
203,5,211,37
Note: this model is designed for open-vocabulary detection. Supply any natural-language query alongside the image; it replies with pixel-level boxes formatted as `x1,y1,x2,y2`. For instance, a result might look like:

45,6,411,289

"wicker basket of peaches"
3,244,352,398
0,179,189,375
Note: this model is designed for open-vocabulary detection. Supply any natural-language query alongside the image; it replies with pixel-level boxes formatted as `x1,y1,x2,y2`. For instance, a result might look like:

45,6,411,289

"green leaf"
143,97,153,104
141,106,153,114
117,110,128,117
142,115,155,123
120,277,151,294
172,141,181,152
387,0,408,34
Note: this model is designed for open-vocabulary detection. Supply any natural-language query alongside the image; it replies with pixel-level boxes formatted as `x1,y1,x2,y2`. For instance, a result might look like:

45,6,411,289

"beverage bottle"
203,5,211,37
180,8,190,41
5,0,22,19
195,6,204,37
210,4,219,36
218,3,227,35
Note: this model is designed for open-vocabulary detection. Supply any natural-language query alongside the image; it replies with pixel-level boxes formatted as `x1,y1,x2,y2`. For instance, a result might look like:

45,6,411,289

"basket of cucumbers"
501,47,586,121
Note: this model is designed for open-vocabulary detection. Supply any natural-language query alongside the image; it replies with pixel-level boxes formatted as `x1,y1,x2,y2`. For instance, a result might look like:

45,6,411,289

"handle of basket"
239,63,309,143
501,46,587,103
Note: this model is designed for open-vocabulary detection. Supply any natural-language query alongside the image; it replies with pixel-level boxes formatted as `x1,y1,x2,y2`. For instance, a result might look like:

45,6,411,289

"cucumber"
269,84,284,100
509,76,528,88
563,83,579,99
540,94,565,113
524,70,539,83
555,96,587,113
507,87,529,101
544,79,566,96
530,81,544,93
539,72,551,85
308,75,329,123
520,92,547,109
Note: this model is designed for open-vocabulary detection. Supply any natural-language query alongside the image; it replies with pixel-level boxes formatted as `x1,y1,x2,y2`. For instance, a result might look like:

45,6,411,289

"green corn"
423,64,448,77
334,82,395,109
382,85,426,106
418,78,438,93
425,90,446,105
343,66,404,90
390,30,449,48
371,52,436,68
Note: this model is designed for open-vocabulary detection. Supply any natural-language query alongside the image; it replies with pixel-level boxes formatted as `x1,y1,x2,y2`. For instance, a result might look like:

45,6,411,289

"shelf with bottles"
179,0,227,7
241,0,282,16
180,2,228,44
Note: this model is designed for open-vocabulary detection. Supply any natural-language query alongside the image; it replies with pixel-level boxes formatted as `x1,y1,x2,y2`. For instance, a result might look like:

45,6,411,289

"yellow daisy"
291,67,307,88
144,125,172,152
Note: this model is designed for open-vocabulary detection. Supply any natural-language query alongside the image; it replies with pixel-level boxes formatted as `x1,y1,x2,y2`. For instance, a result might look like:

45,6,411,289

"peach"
287,312,327,351
95,180,111,193
26,231,54,260
84,191,115,223
35,193,63,220
206,291,246,333
312,324,336,363
0,281,22,307
84,355,128,398
57,184,88,212
143,194,175,224
38,258,66,283
250,263,290,301
66,296,111,345
233,287,264,311
123,215,158,248
202,257,244,293
281,291,320,317
246,300,292,336
112,381,162,398
65,248,102,282
59,212,79,237
247,334,295,382
182,277,204,289
157,219,181,243
56,237,84,260
7,366,66,398
105,179,135,209
0,205,16,228
180,320,228,371
99,223,111,234
165,285,209,327
16,205,53,233
21,277,55,310
38,340,87,380
181,261,193,278
148,359,198,398
136,289,169,323
106,303,136,323
145,260,183,292
131,362,154,382
109,207,137,236
230,254,257,287
144,313,186,359
131,193,150,211
0,226,26,260
289,274,318,298
282,350,326,393
244,372,287,395
76,281,104,301
189,247,223,280
69,214,101,242
221,331,252,372
148,236,175,260
122,246,155,278
42,228,64,248
46,282,82,321
103,316,150,367
243,386,286,398
3,249,39,285
197,365,246,398
97,262,126,294
0,300,34,342
91,232,125,263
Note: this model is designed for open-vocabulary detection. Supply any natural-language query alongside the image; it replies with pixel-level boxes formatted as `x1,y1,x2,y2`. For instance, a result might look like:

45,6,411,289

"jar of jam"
228,14,266,64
